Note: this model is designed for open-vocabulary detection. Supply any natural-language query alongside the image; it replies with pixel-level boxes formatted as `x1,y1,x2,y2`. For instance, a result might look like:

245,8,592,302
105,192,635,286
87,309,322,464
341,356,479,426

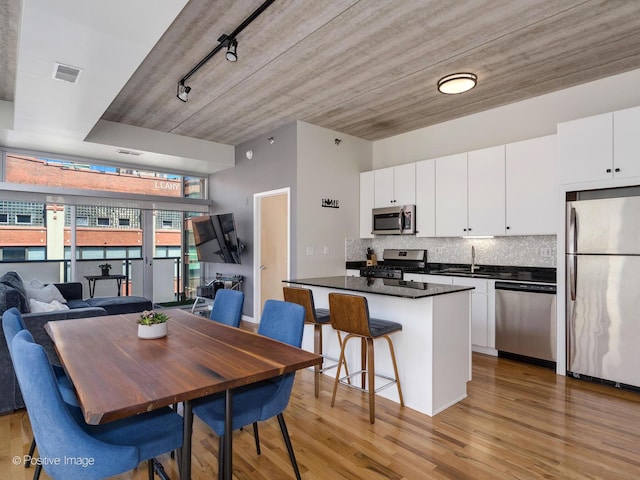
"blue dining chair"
193,299,306,479
2,307,80,476
209,289,244,327
10,329,183,480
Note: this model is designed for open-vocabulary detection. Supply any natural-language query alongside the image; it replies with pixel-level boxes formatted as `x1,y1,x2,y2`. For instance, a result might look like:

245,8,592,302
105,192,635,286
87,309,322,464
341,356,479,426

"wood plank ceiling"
21,0,640,146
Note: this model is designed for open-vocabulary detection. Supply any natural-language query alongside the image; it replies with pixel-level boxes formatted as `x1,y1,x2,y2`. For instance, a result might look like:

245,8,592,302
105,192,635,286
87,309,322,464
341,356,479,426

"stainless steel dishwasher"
495,282,557,367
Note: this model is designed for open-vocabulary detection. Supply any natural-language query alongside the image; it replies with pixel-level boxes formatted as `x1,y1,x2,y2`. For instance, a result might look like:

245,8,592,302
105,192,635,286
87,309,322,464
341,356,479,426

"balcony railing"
0,257,185,303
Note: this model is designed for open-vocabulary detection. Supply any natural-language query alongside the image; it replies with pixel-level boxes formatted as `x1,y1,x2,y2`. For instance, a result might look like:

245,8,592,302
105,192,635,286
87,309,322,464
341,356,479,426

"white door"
254,188,290,319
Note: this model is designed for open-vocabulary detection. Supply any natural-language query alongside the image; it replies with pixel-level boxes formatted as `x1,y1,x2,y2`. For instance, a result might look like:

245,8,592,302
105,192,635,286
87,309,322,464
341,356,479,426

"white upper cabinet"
613,106,640,179
505,135,557,235
435,153,468,237
558,112,612,184
467,145,506,236
557,108,640,185
374,163,416,207
415,158,436,237
359,171,374,238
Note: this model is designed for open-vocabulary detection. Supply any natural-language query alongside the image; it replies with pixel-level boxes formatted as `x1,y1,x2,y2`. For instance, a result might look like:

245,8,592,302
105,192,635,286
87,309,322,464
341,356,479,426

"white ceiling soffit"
10,0,220,168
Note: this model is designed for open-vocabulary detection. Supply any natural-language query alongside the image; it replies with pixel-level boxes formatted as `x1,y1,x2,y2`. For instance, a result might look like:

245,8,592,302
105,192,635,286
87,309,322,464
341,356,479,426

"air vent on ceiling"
52,62,83,84
116,149,143,156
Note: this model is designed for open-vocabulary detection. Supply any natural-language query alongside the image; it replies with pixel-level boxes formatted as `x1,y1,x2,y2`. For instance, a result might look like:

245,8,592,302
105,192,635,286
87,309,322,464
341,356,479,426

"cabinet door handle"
463,228,467,232
506,226,510,230
615,168,621,172
606,168,612,173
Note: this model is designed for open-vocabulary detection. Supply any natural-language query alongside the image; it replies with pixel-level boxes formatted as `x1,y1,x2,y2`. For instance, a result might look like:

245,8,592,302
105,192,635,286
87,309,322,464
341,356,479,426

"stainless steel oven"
495,281,557,366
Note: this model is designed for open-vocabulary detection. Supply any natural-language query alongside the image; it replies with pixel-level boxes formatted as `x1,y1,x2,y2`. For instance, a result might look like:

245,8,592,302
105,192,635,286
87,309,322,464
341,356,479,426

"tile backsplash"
346,235,557,268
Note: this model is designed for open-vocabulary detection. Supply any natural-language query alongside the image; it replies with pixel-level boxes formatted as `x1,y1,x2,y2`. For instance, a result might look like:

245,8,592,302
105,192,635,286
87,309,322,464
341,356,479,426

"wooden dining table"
45,308,321,480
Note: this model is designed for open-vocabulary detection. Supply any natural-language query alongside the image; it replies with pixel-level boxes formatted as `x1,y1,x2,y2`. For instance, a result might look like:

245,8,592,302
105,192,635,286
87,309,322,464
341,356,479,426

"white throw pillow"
29,298,69,313
25,281,67,304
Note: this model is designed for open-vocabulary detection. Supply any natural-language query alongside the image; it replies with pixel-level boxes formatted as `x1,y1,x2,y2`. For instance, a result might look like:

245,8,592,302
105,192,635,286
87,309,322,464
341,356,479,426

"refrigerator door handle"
568,254,577,301
567,206,577,254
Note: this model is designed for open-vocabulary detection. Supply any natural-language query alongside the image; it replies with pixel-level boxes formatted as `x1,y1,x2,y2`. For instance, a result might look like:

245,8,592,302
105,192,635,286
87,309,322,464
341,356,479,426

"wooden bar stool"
283,286,346,397
328,292,404,424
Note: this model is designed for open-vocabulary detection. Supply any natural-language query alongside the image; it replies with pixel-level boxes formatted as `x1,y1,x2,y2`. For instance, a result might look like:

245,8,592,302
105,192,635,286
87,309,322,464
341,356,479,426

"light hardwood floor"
2,353,639,479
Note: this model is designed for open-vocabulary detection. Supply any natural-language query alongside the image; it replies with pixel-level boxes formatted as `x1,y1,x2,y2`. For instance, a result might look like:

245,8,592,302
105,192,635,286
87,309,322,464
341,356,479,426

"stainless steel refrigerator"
566,188,640,388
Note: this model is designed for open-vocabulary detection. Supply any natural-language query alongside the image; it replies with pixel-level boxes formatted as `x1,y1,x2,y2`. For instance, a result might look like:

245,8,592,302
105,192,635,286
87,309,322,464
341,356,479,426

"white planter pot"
138,322,168,339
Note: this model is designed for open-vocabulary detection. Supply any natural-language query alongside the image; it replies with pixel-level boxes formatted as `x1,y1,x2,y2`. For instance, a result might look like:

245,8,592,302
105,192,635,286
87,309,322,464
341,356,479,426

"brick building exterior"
0,156,193,260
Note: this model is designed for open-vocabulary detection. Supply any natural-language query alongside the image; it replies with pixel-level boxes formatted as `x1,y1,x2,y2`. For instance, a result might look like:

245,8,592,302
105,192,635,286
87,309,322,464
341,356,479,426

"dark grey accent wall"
208,121,297,318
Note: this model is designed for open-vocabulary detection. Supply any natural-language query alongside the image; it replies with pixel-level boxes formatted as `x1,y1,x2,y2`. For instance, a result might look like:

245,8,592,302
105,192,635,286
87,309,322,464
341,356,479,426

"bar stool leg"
313,323,322,397
360,337,367,389
366,338,376,424
384,335,404,406
331,334,352,407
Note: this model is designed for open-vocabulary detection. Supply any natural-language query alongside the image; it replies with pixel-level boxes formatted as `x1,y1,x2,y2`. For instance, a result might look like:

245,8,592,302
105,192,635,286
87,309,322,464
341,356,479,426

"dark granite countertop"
285,276,473,299
346,262,556,284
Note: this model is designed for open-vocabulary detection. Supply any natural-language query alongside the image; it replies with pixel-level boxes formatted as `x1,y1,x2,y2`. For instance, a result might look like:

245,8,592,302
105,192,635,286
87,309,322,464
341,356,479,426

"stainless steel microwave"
372,205,416,235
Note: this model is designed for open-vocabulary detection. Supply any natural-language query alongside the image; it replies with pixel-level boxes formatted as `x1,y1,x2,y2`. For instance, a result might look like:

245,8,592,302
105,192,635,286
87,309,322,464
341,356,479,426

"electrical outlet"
540,247,553,258
435,247,444,254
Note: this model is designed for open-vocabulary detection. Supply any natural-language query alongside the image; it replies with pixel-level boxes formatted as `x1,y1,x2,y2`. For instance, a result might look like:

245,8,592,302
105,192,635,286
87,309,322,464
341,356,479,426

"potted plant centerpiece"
99,263,112,276
137,310,170,339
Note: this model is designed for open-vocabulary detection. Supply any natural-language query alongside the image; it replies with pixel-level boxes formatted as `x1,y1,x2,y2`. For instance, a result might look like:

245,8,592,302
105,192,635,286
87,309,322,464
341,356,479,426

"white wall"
373,68,640,168
296,121,372,277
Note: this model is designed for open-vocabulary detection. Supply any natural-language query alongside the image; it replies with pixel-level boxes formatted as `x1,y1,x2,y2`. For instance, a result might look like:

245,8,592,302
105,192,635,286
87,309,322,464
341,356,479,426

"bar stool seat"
283,286,346,397
328,292,404,424
368,318,403,336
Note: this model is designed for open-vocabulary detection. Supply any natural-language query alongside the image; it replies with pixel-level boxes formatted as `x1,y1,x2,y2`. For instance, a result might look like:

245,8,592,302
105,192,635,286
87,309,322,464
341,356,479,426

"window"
5,154,206,200
0,213,7,223
97,217,110,226
162,220,173,229
118,218,130,227
76,216,89,226
16,214,32,224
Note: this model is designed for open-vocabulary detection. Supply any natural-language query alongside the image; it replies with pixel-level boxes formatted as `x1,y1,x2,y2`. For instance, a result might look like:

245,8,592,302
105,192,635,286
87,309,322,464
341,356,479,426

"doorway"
253,188,290,319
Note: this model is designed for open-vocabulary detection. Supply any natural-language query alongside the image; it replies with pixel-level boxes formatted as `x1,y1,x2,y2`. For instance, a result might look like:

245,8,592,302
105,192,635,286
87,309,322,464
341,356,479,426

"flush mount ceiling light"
437,72,477,95
175,0,274,102
245,149,253,160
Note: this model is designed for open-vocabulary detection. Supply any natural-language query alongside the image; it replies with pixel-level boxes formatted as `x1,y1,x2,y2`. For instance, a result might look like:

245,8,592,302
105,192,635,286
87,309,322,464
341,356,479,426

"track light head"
226,39,238,62
177,82,191,102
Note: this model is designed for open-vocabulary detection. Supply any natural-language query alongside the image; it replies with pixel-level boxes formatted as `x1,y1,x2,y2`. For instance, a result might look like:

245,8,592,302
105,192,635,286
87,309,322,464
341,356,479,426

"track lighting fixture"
226,39,238,62
175,0,274,102
177,82,191,102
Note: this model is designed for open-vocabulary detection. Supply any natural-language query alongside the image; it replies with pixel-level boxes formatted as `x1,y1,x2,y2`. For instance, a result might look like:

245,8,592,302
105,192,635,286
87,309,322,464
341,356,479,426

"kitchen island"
284,276,474,416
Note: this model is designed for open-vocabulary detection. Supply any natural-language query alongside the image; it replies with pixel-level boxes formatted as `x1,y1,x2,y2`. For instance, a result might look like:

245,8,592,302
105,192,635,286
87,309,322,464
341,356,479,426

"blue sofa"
1,271,152,414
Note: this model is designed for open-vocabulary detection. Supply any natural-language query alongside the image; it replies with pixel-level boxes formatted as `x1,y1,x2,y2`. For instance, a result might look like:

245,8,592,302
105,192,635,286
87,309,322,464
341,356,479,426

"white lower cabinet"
448,277,490,349
390,273,495,353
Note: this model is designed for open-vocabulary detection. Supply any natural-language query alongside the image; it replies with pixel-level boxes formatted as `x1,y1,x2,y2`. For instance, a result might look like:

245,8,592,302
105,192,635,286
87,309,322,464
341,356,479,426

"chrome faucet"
471,245,476,273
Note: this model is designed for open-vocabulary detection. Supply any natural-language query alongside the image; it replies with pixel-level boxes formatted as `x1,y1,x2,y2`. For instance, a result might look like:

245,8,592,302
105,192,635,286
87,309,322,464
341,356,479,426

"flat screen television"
191,213,242,264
